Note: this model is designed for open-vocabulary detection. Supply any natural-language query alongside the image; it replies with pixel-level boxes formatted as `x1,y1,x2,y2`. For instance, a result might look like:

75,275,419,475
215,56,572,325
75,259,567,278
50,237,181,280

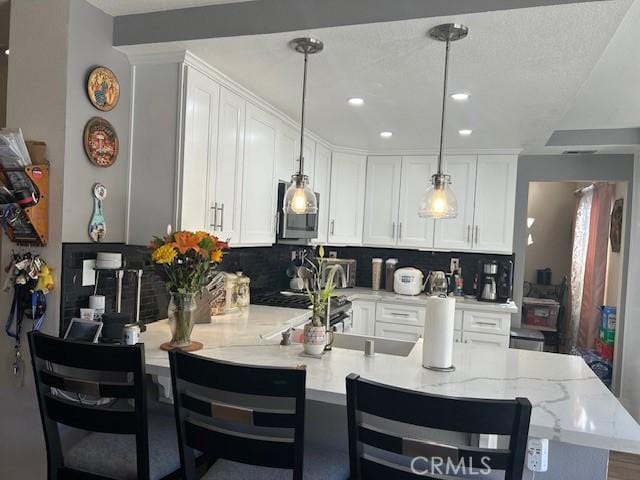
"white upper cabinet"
180,67,220,233
211,86,245,244
397,156,438,249
363,156,402,246
275,122,297,183
240,104,278,245
328,153,367,245
433,155,477,251
473,155,518,253
313,143,332,244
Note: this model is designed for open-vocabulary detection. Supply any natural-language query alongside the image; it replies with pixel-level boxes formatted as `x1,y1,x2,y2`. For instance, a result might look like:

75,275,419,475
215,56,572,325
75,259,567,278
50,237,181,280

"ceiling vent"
562,150,598,155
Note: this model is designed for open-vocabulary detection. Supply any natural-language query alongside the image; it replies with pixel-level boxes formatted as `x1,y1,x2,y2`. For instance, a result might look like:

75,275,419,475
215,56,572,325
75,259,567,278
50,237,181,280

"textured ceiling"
164,0,632,151
87,0,252,16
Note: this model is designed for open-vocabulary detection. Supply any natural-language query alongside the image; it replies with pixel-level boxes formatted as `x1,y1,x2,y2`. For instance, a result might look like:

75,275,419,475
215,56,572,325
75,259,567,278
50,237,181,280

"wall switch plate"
527,438,549,472
450,258,460,273
82,259,96,287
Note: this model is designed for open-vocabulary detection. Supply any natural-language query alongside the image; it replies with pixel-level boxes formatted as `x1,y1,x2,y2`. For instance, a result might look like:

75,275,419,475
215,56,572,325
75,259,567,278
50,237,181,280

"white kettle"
393,267,425,296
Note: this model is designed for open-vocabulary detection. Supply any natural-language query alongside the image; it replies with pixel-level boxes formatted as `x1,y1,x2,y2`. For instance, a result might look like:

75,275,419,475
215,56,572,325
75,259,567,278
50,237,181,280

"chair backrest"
28,331,150,480
346,373,531,480
169,350,307,480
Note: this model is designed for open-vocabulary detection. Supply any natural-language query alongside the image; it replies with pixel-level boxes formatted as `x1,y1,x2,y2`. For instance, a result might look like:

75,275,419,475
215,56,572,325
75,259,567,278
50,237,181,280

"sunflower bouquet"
150,228,228,349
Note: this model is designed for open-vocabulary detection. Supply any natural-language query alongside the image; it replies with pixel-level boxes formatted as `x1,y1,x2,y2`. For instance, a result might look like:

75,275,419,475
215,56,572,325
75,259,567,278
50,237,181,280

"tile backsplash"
60,242,513,334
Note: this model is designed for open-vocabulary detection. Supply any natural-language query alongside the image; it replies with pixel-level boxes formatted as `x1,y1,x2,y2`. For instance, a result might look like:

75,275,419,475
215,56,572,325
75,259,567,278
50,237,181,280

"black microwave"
276,181,319,241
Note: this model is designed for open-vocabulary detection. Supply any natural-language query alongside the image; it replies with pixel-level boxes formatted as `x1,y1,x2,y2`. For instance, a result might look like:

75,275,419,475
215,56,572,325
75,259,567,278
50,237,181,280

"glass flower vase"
167,292,197,348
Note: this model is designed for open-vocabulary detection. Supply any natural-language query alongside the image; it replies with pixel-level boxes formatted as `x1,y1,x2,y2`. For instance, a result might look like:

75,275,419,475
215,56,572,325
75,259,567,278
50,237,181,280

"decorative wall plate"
610,198,623,253
83,117,119,167
87,66,120,111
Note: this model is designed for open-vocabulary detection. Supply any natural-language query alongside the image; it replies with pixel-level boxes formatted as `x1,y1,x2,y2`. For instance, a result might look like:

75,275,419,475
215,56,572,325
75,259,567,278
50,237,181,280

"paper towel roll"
423,296,456,370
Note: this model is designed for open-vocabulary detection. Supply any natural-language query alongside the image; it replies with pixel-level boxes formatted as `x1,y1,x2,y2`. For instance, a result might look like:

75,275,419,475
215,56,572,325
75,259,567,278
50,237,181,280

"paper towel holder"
424,364,456,372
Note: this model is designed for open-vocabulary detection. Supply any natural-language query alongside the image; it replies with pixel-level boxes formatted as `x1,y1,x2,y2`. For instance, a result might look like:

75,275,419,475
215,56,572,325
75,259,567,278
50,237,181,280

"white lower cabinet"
375,322,423,342
461,331,510,348
351,300,376,336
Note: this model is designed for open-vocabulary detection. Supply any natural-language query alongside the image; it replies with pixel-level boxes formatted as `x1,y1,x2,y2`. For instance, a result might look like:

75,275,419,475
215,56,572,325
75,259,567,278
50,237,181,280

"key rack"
0,164,50,246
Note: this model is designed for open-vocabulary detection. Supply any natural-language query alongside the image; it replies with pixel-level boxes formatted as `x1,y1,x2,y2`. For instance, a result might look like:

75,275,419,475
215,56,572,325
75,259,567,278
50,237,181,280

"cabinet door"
397,156,438,249
473,155,518,253
298,136,316,188
312,144,332,244
433,155,477,251
212,87,245,244
375,322,422,341
275,122,297,184
363,156,401,246
462,331,509,348
351,301,376,336
180,67,220,232
240,104,277,245
328,153,366,245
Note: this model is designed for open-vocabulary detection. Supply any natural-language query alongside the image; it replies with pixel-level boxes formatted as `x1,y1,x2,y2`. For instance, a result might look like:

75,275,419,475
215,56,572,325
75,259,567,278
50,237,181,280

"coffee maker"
477,260,513,303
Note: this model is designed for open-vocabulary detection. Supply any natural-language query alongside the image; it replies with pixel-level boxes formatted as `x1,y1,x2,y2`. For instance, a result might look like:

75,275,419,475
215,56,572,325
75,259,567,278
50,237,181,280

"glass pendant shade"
418,174,458,219
283,174,317,214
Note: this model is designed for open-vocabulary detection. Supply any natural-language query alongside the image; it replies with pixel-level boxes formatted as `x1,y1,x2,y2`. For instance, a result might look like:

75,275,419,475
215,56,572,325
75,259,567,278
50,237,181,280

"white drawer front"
375,321,423,342
462,331,509,348
463,311,510,336
376,302,426,326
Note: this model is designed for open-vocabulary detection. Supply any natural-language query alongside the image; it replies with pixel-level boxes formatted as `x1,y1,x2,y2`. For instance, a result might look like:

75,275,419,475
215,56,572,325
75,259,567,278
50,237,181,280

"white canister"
122,324,140,345
422,296,456,371
89,295,106,319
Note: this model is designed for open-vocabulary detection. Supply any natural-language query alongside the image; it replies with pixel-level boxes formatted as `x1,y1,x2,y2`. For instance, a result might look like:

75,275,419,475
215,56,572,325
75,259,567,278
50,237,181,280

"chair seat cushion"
202,447,349,480
64,413,181,480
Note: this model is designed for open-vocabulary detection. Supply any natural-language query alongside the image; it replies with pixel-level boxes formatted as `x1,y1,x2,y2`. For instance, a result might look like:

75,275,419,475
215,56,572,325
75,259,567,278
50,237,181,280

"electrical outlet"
450,258,460,273
527,438,549,472
82,259,96,287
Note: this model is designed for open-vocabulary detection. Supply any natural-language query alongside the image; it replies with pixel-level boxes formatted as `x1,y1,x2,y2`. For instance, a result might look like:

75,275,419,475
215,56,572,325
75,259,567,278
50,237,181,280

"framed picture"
83,117,119,167
87,66,120,112
610,198,623,253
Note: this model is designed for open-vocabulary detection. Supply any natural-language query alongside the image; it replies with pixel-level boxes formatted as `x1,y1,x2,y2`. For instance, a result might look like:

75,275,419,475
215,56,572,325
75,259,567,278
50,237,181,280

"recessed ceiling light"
347,97,364,106
379,131,393,138
3,49,8,55
450,92,470,101
458,129,472,136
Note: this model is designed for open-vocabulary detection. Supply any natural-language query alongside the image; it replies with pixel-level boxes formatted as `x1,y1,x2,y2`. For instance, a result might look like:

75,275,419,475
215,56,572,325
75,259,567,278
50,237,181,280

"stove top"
251,291,351,311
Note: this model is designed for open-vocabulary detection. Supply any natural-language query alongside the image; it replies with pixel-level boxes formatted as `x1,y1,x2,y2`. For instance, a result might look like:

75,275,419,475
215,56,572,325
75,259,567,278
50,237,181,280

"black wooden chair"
28,331,181,480
346,374,532,479
169,350,348,480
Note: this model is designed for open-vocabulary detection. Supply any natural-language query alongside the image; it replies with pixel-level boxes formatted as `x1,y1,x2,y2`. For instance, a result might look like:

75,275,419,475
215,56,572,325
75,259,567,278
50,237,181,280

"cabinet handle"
276,211,280,235
392,222,396,240
330,219,335,235
390,312,410,317
398,222,403,240
475,321,499,327
219,203,225,231
467,225,471,243
475,225,479,244
210,202,218,228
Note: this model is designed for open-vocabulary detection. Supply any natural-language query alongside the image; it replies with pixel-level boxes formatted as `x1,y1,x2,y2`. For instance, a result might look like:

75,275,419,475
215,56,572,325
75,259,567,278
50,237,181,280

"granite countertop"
342,287,519,314
141,306,640,455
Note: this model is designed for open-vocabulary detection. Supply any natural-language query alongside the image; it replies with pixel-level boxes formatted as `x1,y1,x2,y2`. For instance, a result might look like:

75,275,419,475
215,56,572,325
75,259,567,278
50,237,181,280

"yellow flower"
152,244,177,264
211,249,223,263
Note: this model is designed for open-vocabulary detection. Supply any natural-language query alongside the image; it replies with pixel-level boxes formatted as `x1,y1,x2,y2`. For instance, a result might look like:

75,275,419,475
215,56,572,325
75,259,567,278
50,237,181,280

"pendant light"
418,23,468,219
283,37,324,215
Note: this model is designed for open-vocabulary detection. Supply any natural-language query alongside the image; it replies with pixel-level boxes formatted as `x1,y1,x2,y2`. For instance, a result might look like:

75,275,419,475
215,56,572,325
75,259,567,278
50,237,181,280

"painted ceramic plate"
83,117,119,167
87,66,120,111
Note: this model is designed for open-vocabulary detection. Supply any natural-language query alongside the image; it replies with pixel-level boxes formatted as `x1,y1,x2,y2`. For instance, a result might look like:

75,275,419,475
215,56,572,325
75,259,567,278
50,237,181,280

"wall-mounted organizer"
0,164,50,246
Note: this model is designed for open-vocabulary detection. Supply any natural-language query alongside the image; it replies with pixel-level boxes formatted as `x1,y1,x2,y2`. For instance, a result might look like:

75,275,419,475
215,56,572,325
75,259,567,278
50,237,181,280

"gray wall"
513,154,634,393
63,0,131,242
0,1,130,477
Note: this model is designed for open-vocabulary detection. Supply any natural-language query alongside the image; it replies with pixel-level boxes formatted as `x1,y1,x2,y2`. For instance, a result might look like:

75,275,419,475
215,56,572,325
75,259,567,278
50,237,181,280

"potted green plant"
303,246,338,355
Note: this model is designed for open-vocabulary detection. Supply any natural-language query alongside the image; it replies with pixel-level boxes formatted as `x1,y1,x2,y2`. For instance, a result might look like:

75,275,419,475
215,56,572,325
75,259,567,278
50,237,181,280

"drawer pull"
475,321,499,327
391,312,410,317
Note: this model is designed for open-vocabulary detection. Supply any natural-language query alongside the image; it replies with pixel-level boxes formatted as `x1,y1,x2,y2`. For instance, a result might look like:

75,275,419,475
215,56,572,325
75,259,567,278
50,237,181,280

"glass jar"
385,258,398,292
371,258,383,291
236,272,250,308
224,272,239,311
168,292,197,348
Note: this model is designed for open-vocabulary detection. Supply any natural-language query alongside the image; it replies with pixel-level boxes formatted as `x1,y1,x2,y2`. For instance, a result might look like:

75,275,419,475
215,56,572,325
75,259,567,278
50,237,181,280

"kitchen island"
142,305,640,479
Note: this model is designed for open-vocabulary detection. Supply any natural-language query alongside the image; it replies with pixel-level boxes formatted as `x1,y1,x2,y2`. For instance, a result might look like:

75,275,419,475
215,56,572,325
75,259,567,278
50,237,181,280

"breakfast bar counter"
141,306,640,458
